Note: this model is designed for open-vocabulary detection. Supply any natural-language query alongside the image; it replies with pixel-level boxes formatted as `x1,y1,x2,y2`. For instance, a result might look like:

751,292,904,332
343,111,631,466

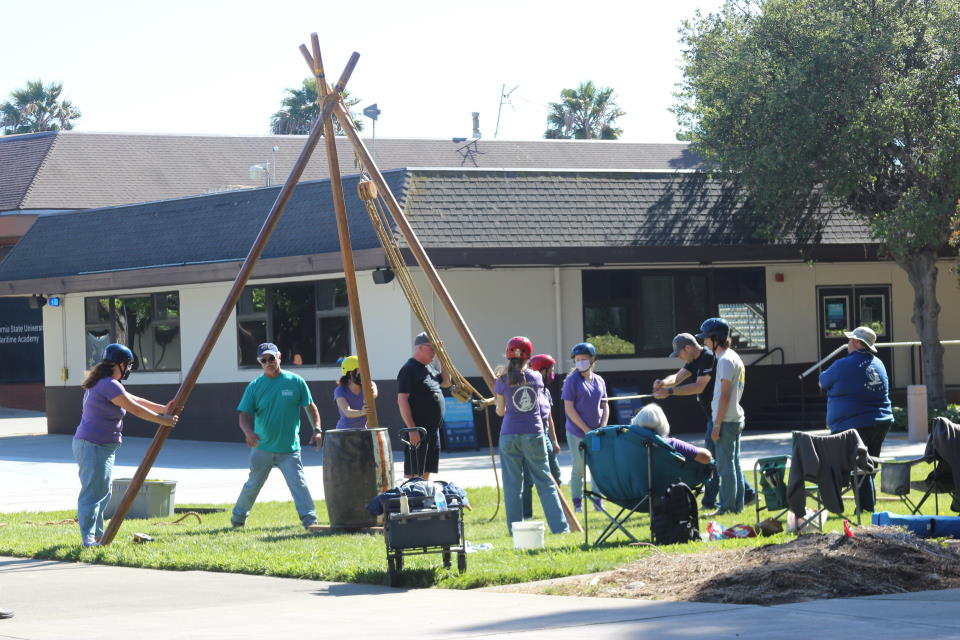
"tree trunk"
897,249,946,409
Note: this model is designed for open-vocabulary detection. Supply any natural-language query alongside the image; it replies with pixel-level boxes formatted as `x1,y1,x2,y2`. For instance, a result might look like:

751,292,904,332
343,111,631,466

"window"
84,293,181,370
236,279,350,367
581,268,765,356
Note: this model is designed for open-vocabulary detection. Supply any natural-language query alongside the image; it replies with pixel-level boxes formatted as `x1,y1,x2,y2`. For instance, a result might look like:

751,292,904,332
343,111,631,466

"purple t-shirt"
665,436,703,463
333,384,367,429
494,369,544,435
538,387,553,427
74,377,126,445
561,371,607,436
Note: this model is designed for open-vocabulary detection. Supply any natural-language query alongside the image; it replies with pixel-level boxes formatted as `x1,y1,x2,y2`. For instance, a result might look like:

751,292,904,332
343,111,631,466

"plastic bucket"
512,520,545,550
322,428,394,528
873,511,960,538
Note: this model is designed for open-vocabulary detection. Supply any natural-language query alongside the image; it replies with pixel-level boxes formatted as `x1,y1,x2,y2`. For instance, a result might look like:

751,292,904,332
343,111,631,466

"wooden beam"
301,36,380,430
99,52,361,546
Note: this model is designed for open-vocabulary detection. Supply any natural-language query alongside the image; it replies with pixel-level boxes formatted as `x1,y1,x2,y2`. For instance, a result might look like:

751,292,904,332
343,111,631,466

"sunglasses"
258,355,277,364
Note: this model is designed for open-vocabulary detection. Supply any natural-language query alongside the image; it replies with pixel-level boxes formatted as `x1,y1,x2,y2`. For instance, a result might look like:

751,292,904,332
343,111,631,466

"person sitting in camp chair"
631,404,713,466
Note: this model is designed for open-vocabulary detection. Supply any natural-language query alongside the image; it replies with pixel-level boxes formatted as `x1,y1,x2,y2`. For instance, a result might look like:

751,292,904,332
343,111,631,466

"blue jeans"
73,438,120,542
500,433,569,535
567,431,587,501
232,449,317,527
715,421,745,513
522,436,562,519
702,420,755,508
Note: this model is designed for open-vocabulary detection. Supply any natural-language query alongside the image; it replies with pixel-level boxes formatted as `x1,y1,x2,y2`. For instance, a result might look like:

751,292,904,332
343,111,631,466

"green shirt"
237,371,313,452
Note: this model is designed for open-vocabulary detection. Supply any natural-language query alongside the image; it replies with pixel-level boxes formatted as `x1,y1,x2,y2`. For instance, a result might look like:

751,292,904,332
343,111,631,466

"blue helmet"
696,318,730,342
102,343,135,366
570,342,597,358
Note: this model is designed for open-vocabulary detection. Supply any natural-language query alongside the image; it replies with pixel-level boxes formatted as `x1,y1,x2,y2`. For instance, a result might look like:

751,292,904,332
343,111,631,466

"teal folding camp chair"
580,424,713,546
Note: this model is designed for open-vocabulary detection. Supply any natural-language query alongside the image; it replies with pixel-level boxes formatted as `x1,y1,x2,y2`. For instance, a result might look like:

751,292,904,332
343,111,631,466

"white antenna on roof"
494,84,517,138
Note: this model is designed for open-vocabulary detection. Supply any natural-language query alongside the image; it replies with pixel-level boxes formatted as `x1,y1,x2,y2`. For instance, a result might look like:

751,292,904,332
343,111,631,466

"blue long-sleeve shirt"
818,350,893,432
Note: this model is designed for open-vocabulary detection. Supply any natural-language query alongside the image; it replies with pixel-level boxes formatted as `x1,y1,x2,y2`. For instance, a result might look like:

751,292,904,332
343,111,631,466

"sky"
0,0,726,143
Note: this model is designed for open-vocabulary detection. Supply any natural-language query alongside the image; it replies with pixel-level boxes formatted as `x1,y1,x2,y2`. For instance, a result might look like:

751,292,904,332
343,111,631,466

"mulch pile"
499,526,960,605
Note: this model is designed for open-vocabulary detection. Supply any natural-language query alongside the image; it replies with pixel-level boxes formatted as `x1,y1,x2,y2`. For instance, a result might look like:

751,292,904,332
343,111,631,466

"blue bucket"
872,511,960,538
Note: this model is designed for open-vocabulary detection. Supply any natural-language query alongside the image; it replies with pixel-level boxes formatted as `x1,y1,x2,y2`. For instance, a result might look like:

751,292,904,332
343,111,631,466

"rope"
156,512,203,526
484,405,501,522
356,176,501,502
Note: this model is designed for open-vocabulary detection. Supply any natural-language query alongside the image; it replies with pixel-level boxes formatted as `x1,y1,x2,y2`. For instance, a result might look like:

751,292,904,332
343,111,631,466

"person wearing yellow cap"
334,355,378,429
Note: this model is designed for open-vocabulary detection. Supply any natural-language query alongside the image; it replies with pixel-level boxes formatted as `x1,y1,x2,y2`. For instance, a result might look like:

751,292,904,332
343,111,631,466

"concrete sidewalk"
0,409,927,512
1,556,958,639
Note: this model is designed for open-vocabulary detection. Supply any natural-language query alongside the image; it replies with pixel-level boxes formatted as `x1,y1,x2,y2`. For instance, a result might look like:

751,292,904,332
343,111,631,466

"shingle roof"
0,132,56,210
401,170,866,248
0,131,702,211
0,171,404,282
0,169,875,291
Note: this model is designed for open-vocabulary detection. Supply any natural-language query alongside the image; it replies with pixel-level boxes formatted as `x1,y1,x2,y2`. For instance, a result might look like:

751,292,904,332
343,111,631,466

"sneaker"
0,608,14,620
701,502,718,510
230,520,244,528
590,497,603,512
572,497,583,513
707,509,729,518
82,536,100,548
744,493,758,507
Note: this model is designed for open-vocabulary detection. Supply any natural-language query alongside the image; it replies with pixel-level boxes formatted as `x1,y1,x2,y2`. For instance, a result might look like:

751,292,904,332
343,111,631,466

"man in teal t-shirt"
231,343,322,529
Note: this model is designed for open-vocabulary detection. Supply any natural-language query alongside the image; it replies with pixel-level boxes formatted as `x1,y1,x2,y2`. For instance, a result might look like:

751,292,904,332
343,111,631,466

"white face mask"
575,359,592,372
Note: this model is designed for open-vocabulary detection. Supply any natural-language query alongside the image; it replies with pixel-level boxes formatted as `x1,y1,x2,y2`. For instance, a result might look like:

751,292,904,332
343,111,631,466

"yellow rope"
357,177,482,403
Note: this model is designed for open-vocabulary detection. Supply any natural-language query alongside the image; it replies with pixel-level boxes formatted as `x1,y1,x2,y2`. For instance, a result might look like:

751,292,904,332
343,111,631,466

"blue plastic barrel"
872,511,960,538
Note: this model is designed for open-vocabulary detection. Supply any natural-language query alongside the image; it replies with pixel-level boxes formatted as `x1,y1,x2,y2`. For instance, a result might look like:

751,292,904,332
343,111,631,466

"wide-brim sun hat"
844,326,878,352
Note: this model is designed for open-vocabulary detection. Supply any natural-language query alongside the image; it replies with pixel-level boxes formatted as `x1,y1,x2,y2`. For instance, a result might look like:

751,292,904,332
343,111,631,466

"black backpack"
650,482,700,545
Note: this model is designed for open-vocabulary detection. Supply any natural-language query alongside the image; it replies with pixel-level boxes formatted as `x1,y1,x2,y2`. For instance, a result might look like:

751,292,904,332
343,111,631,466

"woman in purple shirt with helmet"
562,342,609,512
73,344,178,547
494,337,569,535
333,355,378,430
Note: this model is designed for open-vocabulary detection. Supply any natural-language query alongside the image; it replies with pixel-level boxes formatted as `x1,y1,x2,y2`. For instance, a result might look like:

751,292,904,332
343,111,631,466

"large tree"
674,0,960,408
544,81,624,140
1,80,81,135
270,78,362,135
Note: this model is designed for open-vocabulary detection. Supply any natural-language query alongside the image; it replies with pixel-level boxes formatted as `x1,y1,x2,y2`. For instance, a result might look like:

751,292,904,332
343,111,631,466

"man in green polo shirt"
231,343,322,529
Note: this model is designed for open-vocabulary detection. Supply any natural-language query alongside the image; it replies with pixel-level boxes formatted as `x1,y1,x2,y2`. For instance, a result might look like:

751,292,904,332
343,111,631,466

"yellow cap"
340,355,360,376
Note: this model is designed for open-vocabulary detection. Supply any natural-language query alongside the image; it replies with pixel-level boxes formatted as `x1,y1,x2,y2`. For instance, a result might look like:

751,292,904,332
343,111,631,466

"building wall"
40,257,960,440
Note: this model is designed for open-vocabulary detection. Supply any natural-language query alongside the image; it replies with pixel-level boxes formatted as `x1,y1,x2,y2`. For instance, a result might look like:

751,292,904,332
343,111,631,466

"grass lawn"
0,461,949,589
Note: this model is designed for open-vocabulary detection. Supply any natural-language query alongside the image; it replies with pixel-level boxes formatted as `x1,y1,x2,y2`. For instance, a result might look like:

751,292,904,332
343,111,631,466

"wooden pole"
308,71,582,532
99,54,361,546
327,99,496,394
300,36,379,431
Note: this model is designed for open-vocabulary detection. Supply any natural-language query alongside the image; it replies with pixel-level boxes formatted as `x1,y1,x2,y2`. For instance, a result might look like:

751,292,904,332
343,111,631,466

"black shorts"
403,424,441,476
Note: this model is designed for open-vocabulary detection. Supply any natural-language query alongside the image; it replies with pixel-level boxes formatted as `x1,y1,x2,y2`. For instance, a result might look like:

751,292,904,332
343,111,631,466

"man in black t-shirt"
653,333,755,509
397,332,451,479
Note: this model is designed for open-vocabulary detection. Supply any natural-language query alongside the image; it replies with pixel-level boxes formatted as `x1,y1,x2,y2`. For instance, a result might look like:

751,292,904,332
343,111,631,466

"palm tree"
270,78,363,135
544,81,624,140
1,80,81,135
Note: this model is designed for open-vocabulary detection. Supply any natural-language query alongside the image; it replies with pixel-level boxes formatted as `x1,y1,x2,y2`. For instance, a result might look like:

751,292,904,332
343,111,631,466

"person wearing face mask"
333,355,378,429
561,342,609,512
520,354,562,518
73,343,178,547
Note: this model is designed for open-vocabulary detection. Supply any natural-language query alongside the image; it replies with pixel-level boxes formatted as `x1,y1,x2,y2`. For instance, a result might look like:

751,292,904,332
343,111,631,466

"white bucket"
512,520,545,550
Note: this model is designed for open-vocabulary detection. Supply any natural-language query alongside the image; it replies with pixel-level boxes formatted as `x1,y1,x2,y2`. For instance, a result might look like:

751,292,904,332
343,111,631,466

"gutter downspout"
554,267,563,359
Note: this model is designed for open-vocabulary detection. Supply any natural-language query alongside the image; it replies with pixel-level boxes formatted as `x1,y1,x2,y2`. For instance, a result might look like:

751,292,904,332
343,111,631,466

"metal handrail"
746,346,784,369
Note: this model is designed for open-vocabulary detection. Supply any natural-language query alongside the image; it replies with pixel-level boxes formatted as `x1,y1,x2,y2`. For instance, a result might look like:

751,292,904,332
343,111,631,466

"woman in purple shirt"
494,337,569,535
73,344,178,547
561,342,609,512
333,355,378,429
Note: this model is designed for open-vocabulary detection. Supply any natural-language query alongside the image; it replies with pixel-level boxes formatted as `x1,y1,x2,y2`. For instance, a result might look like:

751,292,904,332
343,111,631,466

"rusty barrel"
322,427,394,528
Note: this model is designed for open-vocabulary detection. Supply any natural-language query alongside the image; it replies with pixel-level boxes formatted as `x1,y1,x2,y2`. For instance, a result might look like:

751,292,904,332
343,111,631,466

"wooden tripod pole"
99,53,360,546
300,36,379,432
308,68,582,532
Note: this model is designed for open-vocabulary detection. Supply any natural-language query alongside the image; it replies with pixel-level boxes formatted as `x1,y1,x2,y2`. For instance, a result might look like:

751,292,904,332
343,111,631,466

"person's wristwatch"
668,387,674,396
